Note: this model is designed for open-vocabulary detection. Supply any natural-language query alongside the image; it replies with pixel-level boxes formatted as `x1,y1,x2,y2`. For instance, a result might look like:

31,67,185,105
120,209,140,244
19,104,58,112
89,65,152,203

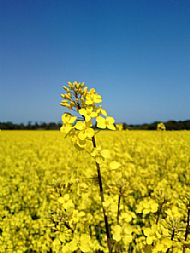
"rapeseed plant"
60,81,116,252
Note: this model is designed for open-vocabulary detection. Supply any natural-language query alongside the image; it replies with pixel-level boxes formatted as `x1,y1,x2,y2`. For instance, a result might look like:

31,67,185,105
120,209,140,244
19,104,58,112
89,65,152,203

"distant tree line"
0,121,62,130
125,120,190,130
1,120,190,130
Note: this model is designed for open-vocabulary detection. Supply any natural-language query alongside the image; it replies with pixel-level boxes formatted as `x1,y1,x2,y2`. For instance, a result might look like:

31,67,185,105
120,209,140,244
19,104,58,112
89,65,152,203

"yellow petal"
85,99,93,105
79,109,86,116
110,161,121,170
85,115,91,122
77,139,86,148
143,228,151,237
147,236,153,245
85,128,95,138
75,121,85,130
79,234,91,252
68,116,77,124
78,131,86,140
90,88,96,93
94,94,102,103
108,124,116,130
96,116,106,129
106,116,115,124
113,225,122,242
60,124,72,134
101,149,111,159
101,109,107,116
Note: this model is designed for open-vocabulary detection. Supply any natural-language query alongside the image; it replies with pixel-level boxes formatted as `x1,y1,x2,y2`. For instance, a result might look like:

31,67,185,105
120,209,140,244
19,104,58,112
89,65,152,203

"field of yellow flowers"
0,130,190,252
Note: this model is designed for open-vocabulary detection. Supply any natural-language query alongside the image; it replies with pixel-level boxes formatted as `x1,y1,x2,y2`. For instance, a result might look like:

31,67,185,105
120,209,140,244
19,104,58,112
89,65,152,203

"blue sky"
0,0,190,124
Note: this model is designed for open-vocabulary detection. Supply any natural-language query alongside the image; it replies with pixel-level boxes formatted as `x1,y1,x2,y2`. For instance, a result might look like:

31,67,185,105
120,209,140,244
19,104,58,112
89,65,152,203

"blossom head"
60,81,116,148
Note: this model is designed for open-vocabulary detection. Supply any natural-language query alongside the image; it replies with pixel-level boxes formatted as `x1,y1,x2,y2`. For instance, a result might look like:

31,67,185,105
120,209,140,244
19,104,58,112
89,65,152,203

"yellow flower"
62,113,77,124
60,113,77,134
76,138,87,149
85,89,102,105
96,107,107,116
75,121,95,140
112,225,122,242
157,122,166,131
79,107,97,121
96,116,115,130
60,125,73,134
79,234,91,252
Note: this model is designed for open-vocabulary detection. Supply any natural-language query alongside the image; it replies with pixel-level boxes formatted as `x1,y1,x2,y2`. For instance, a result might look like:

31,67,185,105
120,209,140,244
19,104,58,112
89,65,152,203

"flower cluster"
60,81,116,148
157,122,166,131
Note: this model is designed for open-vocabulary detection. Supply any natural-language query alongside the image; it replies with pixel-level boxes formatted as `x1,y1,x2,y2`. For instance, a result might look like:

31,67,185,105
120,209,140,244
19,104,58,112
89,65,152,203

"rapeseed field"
0,130,190,252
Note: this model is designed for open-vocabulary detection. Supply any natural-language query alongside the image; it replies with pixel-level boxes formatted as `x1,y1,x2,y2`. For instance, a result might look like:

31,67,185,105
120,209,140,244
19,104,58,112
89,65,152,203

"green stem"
92,135,112,253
